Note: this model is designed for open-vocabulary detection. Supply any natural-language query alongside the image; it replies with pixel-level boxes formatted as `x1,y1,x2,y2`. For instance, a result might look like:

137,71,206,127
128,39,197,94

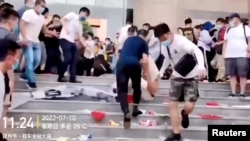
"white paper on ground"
35,85,116,99
111,56,159,101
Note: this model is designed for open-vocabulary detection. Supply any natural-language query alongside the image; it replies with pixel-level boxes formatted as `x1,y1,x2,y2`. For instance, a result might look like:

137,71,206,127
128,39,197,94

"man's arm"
19,11,31,40
244,26,250,52
41,25,58,37
222,29,228,57
7,70,14,94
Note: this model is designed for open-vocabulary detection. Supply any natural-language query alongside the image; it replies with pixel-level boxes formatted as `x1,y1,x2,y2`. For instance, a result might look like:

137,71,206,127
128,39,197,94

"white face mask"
229,21,236,27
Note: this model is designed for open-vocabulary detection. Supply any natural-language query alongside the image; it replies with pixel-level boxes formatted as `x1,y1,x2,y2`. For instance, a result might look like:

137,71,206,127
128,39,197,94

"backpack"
181,27,197,44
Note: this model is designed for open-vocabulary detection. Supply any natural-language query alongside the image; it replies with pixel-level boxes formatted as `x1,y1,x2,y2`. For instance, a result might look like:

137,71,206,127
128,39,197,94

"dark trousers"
44,45,62,74
116,66,142,114
199,47,217,82
58,39,78,81
76,57,94,76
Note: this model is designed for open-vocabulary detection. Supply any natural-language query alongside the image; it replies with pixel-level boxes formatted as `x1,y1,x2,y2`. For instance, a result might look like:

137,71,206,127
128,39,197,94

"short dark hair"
0,3,13,9
194,24,202,30
42,7,49,15
216,18,225,23
143,23,150,27
128,26,137,33
0,39,21,61
137,29,148,37
225,17,229,24
87,32,94,38
93,36,99,41
0,7,19,21
153,23,170,38
52,14,60,19
79,7,90,16
82,34,88,40
184,18,192,25
105,38,110,41
35,0,45,6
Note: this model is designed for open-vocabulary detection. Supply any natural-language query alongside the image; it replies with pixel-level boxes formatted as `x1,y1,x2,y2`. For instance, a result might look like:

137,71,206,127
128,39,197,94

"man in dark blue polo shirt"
116,29,149,129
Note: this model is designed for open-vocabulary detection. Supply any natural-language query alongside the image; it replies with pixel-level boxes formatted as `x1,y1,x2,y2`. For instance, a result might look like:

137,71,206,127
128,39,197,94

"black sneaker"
228,93,236,97
57,77,67,82
238,94,245,98
19,75,27,81
27,83,37,89
164,133,182,141
132,105,143,117
181,109,189,128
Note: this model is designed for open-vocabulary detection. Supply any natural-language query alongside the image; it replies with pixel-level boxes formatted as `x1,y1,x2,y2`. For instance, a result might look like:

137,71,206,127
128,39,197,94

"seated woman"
112,55,159,101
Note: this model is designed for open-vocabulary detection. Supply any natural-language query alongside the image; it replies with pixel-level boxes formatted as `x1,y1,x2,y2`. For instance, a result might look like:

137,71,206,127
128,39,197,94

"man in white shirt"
154,23,206,141
20,0,58,89
0,39,21,131
223,13,250,97
58,7,90,83
118,19,132,50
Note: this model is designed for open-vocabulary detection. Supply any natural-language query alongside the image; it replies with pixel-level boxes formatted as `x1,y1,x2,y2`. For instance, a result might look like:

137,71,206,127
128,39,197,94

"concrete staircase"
6,74,250,141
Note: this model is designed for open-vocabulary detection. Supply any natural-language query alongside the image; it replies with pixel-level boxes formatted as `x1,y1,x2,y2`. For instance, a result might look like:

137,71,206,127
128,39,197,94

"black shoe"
123,113,131,129
19,75,27,81
181,109,189,128
132,106,143,117
57,77,67,82
228,93,236,97
69,80,82,83
164,133,182,141
27,83,37,89
238,94,245,98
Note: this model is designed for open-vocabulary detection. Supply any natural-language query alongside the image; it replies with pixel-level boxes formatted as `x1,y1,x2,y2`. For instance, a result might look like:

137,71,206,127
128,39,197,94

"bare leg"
229,76,237,94
239,77,247,96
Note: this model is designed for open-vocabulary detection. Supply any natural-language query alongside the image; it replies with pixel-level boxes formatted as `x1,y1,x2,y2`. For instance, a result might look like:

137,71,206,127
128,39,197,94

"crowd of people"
0,0,249,141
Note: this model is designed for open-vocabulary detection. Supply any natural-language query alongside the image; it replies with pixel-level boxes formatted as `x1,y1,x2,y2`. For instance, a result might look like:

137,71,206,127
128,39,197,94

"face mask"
162,40,171,47
216,24,223,29
80,17,86,22
229,21,236,27
53,23,61,27
39,7,45,14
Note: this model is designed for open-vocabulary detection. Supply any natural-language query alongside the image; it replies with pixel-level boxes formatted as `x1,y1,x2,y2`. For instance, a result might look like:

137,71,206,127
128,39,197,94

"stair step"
12,90,250,105
14,82,250,98
14,73,233,90
10,100,250,117
7,125,208,140
8,111,250,127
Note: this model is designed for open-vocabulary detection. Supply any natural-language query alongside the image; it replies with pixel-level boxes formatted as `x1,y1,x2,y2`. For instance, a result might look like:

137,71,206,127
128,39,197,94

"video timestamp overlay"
208,125,250,140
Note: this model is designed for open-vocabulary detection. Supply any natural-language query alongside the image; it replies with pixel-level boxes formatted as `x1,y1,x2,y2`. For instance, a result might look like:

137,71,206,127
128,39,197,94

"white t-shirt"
160,34,205,79
0,71,4,118
148,35,161,61
224,24,250,58
60,12,83,43
118,24,131,49
21,9,45,43
83,40,95,59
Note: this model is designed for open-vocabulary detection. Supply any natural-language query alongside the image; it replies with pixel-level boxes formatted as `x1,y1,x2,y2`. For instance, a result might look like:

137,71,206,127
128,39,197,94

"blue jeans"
23,42,41,83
